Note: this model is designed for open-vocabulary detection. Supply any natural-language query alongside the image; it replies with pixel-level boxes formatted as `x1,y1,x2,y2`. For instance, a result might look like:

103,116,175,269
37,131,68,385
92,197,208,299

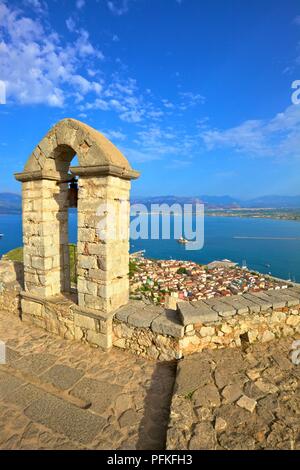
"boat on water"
0,234,3,239
177,237,188,245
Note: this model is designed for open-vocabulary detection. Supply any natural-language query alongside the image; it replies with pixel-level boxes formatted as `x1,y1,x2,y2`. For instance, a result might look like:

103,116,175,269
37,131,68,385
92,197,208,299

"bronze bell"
68,178,78,208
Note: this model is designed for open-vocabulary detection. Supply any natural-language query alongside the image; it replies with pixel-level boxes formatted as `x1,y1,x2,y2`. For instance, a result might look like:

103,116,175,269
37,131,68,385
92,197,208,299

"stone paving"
0,310,176,450
167,335,300,450
0,307,299,450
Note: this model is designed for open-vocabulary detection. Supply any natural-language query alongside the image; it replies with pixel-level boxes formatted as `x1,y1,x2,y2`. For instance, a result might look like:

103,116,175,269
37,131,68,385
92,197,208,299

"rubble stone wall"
0,261,299,358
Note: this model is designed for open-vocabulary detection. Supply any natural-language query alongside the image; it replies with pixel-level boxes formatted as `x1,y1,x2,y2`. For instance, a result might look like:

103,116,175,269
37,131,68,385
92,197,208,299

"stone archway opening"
14,118,139,349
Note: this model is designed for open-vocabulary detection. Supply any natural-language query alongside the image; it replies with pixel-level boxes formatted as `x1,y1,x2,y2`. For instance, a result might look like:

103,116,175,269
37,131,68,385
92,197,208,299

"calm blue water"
1,213,300,282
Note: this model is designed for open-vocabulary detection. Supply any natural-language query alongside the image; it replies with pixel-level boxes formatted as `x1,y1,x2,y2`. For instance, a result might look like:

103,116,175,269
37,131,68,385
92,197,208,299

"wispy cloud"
66,16,76,32
0,0,208,171
102,129,127,141
293,15,300,26
179,91,206,110
0,2,104,107
200,104,300,159
76,0,85,10
107,0,131,16
23,0,48,14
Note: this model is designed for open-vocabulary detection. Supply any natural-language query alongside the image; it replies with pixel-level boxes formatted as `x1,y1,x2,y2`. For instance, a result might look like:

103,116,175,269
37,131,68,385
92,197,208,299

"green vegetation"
3,245,78,284
184,390,196,400
3,247,23,262
3,245,138,287
177,267,188,275
129,260,138,278
69,243,77,284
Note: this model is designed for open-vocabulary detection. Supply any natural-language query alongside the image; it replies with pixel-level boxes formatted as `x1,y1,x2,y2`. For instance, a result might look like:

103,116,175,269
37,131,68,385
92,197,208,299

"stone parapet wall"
0,260,23,317
21,291,75,340
113,289,300,360
0,260,299,360
20,292,114,350
113,301,184,360
0,282,21,317
176,287,300,356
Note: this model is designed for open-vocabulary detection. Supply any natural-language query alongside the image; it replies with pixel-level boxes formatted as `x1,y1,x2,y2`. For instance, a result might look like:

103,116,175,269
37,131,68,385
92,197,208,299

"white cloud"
23,0,48,14
119,109,144,123
200,104,300,159
66,17,76,32
0,0,208,165
107,0,131,16
179,91,206,110
76,0,85,9
121,146,162,163
76,29,104,59
81,76,155,122
103,129,127,141
0,2,104,107
162,99,174,109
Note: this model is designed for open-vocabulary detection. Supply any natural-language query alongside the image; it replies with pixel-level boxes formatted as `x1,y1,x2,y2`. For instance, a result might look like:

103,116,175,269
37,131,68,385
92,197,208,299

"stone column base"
20,291,113,350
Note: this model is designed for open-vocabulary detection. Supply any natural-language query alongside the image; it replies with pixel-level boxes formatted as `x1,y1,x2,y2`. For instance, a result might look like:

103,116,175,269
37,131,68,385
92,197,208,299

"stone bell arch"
15,119,139,346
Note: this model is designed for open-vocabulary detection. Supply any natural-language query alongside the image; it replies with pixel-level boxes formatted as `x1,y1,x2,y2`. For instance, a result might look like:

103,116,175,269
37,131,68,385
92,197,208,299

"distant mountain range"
132,195,300,209
1,192,300,214
0,193,22,214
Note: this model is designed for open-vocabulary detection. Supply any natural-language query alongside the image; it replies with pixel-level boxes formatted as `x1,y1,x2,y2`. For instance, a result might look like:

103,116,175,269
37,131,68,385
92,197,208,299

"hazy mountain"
132,195,300,209
1,192,300,213
0,193,22,214
244,195,300,209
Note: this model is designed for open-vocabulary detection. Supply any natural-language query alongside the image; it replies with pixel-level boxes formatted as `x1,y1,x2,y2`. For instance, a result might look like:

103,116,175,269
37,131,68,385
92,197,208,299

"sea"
1,213,300,282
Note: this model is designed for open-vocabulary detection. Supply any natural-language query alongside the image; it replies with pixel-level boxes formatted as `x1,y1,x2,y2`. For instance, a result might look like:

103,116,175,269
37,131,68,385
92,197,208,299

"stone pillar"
76,175,131,315
22,178,70,297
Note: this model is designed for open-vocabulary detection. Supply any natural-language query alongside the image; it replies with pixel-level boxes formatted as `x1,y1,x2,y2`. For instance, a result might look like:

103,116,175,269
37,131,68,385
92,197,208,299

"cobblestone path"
167,336,300,450
0,311,176,450
0,310,299,450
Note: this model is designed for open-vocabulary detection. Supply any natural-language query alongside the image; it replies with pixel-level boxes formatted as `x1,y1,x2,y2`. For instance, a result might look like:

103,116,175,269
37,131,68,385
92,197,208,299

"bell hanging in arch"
68,178,78,208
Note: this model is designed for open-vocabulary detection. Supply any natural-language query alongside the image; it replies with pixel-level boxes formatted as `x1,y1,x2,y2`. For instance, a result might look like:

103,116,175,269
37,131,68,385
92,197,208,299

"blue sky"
1,0,300,198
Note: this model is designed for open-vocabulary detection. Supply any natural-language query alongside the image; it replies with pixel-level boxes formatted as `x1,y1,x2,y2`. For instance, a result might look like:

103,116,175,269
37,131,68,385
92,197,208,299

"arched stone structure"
15,119,139,347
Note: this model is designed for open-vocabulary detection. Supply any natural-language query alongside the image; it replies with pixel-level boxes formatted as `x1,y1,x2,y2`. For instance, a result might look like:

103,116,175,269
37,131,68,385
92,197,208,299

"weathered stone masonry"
0,260,299,360
112,287,300,360
1,117,299,359
13,118,139,349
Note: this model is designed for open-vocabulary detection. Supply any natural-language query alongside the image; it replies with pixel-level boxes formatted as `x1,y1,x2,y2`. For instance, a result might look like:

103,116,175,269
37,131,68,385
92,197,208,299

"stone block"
41,364,84,390
237,395,257,413
222,295,257,314
255,291,286,309
74,312,100,332
203,299,237,317
261,330,275,343
178,301,219,325
199,326,215,337
286,315,300,326
127,306,161,328
242,292,271,311
21,298,43,317
86,329,112,349
70,377,122,415
151,310,184,338
24,393,106,444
